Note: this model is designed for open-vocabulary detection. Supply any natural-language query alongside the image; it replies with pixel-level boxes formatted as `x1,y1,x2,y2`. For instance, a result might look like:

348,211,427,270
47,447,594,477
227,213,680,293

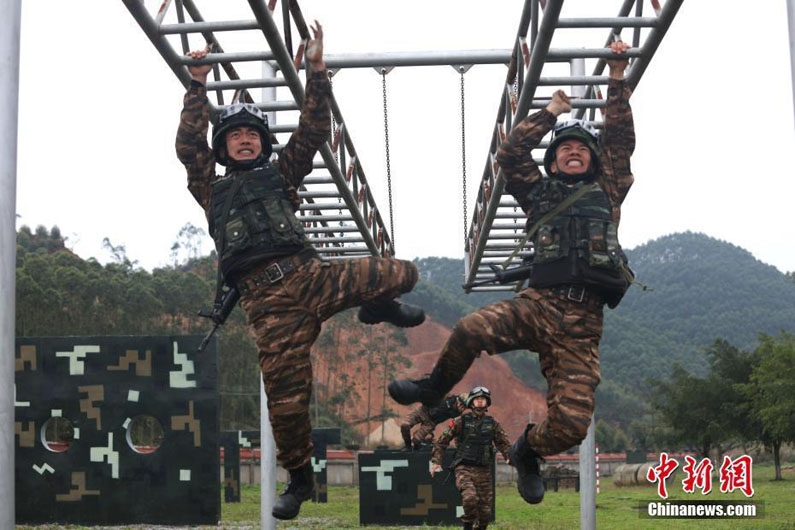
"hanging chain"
460,69,468,250
381,69,395,252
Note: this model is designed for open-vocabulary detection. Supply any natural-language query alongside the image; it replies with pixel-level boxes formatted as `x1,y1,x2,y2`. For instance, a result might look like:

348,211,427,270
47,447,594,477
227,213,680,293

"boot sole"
358,310,425,328
508,444,545,505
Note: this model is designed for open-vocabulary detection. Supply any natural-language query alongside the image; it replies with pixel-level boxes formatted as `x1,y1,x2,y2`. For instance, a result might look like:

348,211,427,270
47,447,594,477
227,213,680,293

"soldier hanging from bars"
176,21,425,520
390,40,635,506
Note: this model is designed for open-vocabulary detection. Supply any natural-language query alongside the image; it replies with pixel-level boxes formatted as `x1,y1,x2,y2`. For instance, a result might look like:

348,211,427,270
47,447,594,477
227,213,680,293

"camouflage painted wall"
220,427,340,503
14,335,219,525
359,449,496,526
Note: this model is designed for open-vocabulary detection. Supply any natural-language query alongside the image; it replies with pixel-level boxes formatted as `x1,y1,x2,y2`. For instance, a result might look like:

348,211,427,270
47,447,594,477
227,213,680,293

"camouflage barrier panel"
14,336,219,525
310,427,340,503
358,448,496,526
220,431,241,503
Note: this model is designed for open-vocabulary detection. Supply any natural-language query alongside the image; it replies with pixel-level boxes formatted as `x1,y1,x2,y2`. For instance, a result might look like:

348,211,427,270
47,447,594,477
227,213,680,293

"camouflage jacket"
431,412,511,467
175,70,331,217
497,77,635,226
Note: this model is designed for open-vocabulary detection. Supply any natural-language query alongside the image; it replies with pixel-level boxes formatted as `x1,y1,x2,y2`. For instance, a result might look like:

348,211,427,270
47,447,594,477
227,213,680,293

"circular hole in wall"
41,417,75,453
125,415,164,454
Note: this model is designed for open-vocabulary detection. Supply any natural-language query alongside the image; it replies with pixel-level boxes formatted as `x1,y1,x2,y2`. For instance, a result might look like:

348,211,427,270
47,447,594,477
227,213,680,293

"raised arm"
496,90,568,211
599,40,635,209
176,48,215,211
278,20,331,188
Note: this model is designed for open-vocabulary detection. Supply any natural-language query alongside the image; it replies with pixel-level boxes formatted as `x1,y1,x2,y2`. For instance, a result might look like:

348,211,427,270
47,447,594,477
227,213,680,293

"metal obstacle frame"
463,0,685,292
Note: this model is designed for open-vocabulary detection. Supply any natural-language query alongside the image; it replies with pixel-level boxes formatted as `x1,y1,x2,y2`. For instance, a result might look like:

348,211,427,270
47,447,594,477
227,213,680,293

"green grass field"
15,463,795,529
220,463,795,529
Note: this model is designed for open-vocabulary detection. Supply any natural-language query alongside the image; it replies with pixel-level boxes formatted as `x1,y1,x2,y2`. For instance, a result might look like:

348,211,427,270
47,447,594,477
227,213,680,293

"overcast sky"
16,0,795,276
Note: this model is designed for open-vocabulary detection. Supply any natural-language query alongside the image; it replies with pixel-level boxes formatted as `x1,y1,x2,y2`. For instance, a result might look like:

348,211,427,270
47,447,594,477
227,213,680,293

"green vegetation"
218,462,795,529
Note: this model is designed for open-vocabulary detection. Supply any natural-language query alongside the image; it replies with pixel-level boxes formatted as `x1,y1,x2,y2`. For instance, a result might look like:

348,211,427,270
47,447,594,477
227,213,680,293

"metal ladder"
464,0,684,292
122,0,394,260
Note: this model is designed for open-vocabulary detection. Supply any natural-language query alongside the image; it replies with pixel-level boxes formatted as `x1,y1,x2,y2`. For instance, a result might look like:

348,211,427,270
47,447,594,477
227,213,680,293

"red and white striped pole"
595,443,600,495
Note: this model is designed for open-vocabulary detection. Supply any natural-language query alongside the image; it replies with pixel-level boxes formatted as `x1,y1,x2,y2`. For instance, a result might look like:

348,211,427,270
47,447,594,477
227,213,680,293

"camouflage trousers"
454,464,493,529
400,406,434,447
238,254,418,470
434,287,603,456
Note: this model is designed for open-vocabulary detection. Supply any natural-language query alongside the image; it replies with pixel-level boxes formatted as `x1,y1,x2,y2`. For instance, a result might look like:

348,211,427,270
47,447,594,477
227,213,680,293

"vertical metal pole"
788,0,795,125
259,61,277,530
579,416,596,530
0,1,21,527
570,58,586,99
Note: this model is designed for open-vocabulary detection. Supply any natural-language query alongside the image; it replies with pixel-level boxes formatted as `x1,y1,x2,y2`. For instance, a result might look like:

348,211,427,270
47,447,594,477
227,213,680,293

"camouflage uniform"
400,395,462,448
176,71,418,470
432,412,511,529
430,77,634,456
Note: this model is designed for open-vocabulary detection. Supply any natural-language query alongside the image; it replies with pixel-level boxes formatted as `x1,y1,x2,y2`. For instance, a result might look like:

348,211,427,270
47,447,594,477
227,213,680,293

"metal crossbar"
463,0,684,292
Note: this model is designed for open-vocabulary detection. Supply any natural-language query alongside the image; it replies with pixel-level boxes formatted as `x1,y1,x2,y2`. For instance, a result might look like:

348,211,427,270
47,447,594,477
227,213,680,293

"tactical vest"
526,179,630,307
428,396,461,424
209,163,307,277
452,414,495,467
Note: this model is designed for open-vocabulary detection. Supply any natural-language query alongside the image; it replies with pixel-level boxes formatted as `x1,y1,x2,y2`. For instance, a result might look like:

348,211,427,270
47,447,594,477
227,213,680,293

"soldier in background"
431,387,510,530
176,21,424,520
390,40,634,506
400,393,467,451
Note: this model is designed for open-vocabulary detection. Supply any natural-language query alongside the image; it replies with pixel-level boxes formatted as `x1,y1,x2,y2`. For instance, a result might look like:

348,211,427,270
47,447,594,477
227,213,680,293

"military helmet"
466,386,491,408
211,103,272,166
543,119,601,177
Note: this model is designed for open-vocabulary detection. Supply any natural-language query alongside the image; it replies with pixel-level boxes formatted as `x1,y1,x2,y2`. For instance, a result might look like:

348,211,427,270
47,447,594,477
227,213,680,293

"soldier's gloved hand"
186,48,212,84
606,39,630,80
546,90,571,116
430,463,443,477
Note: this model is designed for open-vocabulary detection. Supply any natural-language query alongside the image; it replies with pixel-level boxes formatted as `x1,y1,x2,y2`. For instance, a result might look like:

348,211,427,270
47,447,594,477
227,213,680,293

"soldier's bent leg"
455,466,479,527
307,256,419,320
528,300,603,455
389,291,561,406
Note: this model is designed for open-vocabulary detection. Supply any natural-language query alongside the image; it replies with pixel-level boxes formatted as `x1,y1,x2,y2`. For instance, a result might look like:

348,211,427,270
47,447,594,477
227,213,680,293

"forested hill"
403,231,795,390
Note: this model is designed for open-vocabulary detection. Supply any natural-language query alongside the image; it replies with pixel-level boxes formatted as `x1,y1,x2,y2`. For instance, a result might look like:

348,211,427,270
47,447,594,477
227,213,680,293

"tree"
741,332,795,480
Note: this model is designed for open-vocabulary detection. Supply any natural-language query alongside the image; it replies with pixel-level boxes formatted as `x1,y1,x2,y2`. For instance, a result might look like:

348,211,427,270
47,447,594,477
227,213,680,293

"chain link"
381,70,395,253
460,70,468,250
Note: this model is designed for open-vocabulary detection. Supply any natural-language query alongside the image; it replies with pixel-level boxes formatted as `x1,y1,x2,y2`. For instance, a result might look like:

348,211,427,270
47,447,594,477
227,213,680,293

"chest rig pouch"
527,179,631,308
209,163,307,276
453,414,495,467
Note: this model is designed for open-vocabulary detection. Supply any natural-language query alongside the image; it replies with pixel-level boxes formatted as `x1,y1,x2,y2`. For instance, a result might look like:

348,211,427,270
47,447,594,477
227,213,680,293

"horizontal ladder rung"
538,76,610,86
316,246,371,254
556,17,658,29
302,176,334,185
299,203,355,211
528,99,605,109
299,190,342,199
159,20,261,34
323,254,373,260
308,236,365,244
469,285,519,292
304,226,362,234
298,214,353,222
206,78,288,90
181,51,275,65
546,48,643,61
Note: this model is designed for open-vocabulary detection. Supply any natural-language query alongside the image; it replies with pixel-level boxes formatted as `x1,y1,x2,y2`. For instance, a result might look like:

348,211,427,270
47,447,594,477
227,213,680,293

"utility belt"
542,284,604,310
237,247,318,295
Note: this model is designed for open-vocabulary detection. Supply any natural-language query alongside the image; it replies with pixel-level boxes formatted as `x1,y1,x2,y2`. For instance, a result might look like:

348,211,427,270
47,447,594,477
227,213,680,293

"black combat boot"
508,424,545,504
358,297,425,328
388,366,451,407
272,462,314,520
462,522,474,530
